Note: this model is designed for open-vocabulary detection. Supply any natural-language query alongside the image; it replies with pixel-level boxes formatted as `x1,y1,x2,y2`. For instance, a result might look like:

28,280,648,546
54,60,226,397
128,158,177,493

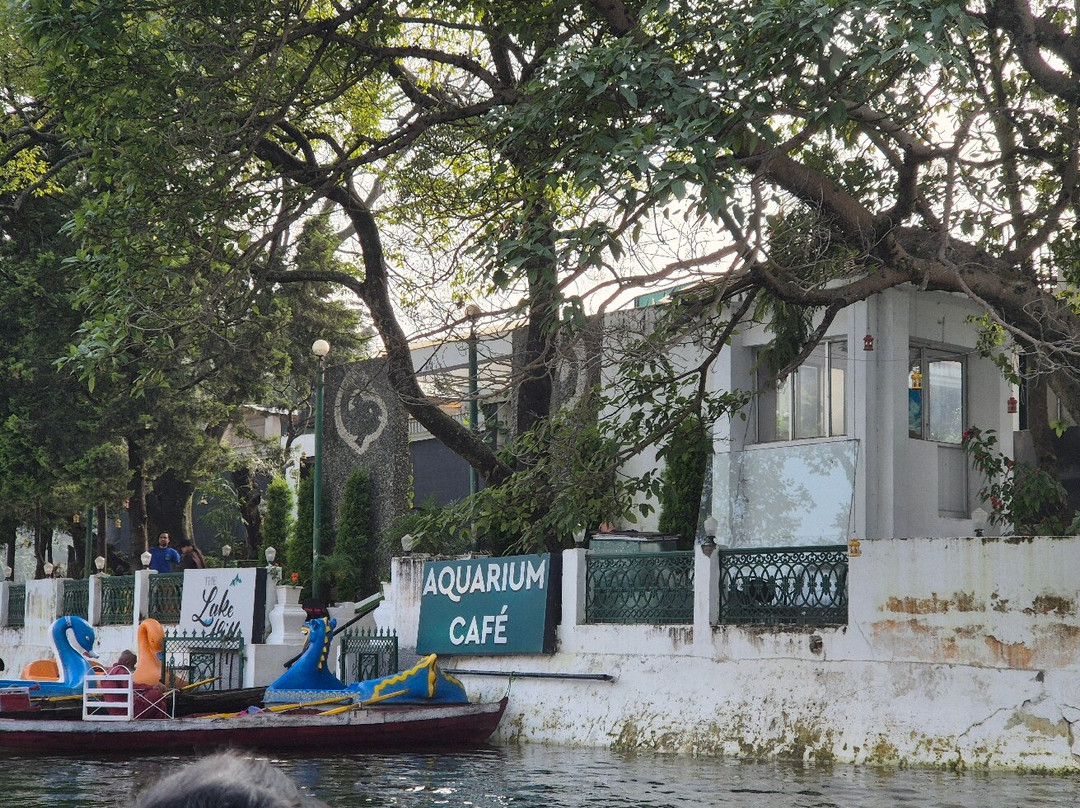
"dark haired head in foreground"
132,752,330,808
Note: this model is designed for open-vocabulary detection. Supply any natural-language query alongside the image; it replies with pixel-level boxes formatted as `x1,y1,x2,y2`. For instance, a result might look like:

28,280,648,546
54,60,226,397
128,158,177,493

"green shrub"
260,477,294,570
327,470,379,601
657,415,709,548
286,474,331,600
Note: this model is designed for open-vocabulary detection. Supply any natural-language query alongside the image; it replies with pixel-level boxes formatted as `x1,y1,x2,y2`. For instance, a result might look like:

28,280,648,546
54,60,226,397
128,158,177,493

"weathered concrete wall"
5,536,1080,770
378,536,1080,771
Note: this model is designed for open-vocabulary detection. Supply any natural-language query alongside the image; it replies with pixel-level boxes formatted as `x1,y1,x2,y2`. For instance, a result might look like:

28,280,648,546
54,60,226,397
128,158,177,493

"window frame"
907,344,966,444
753,338,848,444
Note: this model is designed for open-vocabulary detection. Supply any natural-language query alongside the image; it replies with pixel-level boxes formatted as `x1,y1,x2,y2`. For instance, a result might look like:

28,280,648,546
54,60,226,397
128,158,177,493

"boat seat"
20,660,61,681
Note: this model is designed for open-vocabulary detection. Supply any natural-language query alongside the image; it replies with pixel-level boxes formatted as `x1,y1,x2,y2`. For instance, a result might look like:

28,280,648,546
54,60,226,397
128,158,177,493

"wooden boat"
0,614,507,754
0,686,268,721
0,697,508,754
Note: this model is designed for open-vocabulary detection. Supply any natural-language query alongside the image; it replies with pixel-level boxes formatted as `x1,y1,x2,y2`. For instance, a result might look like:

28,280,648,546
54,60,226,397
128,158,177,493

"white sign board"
178,567,268,643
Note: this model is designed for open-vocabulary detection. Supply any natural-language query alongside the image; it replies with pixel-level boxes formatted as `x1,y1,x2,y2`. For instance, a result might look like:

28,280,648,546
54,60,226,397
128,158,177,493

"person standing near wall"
148,533,181,573
176,539,205,570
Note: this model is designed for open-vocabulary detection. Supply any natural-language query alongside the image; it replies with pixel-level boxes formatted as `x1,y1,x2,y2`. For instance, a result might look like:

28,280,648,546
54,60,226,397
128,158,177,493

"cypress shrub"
329,469,378,601
657,416,710,548
259,477,294,570
286,475,331,600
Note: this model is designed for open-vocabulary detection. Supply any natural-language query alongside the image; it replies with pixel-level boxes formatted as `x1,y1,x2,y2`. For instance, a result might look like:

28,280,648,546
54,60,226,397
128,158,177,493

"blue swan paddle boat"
264,616,468,706
0,615,98,698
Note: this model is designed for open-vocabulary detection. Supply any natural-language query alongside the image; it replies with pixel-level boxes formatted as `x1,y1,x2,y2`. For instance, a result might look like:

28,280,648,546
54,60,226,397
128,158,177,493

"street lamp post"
465,304,481,498
83,506,93,579
311,338,330,603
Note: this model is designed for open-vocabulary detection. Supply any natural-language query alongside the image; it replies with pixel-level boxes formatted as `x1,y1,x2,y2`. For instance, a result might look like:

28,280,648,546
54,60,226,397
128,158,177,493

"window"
908,345,964,443
756,340,848,442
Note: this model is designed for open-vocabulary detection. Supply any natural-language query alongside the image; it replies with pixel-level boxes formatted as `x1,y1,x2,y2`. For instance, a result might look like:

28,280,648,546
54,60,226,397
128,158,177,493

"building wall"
704,288,1016,547
323,288,1020,547
378,535,1080,770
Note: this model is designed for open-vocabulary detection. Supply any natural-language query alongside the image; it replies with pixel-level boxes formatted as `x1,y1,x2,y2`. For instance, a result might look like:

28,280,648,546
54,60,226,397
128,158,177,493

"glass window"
755,340,847,442
908,346,964,443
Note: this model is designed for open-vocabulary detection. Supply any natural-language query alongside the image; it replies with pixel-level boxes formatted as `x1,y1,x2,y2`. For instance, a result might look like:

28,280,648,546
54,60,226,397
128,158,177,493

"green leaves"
962,427,1080,536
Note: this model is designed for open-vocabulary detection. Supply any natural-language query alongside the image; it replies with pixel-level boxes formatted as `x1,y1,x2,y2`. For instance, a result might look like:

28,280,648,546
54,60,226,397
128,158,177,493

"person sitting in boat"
132,751,330,807
105,650,170,719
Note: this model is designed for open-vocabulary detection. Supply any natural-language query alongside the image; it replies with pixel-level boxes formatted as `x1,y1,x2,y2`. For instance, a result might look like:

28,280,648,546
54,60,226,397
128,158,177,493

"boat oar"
158,677,220,701
316,689,410,715
265,695,353,713
177,677,220,692
196,695,353,720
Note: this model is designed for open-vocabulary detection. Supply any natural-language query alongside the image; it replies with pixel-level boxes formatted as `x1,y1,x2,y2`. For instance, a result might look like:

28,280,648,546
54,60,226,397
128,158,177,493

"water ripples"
2,744,1078,807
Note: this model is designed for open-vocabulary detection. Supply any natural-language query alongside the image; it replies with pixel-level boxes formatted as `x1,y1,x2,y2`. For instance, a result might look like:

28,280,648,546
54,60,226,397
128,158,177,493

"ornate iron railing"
62,578,89,619
337,627,399,683
162,630,245,691
5,584,25,628
99,575,136,626
585,551,694,624
148,573,183,624
718,545,848,626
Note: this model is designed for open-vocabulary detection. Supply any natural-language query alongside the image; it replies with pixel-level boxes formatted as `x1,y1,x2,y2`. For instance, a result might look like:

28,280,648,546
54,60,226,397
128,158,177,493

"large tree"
0,12,370,557
10,0,1080,549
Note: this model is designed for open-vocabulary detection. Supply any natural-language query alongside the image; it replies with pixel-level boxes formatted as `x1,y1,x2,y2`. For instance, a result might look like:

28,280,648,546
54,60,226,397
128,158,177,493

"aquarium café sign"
417,554,556,655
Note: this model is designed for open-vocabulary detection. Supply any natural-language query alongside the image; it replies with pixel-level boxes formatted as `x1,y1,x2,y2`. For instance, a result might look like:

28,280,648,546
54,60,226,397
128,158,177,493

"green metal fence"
585,551,694,624
5,584,25,628
62,578,89,619
162,630,246,691
148,573,183,624
99,575,136,626
337,627,398,682
718,545,848,626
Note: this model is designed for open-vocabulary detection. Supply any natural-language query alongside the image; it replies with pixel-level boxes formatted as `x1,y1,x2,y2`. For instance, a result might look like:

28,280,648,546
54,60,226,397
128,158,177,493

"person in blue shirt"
147,532,181,573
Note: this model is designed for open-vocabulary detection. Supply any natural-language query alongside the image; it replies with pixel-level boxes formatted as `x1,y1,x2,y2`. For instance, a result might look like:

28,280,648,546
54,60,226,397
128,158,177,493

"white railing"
83,673,134,721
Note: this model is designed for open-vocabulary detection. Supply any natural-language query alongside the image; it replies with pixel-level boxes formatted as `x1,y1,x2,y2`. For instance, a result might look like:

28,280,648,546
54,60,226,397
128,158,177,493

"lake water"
2,744,1078,807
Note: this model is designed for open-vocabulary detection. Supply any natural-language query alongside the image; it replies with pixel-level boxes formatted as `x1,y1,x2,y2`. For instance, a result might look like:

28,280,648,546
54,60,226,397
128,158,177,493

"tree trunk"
2,516,16,576
127,435,149,553
148,468,195,545
513,200,558,441
96,503,108,561
1027,375,1059,477
233,465,263,558
257,143,514,488
33,501,44,579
